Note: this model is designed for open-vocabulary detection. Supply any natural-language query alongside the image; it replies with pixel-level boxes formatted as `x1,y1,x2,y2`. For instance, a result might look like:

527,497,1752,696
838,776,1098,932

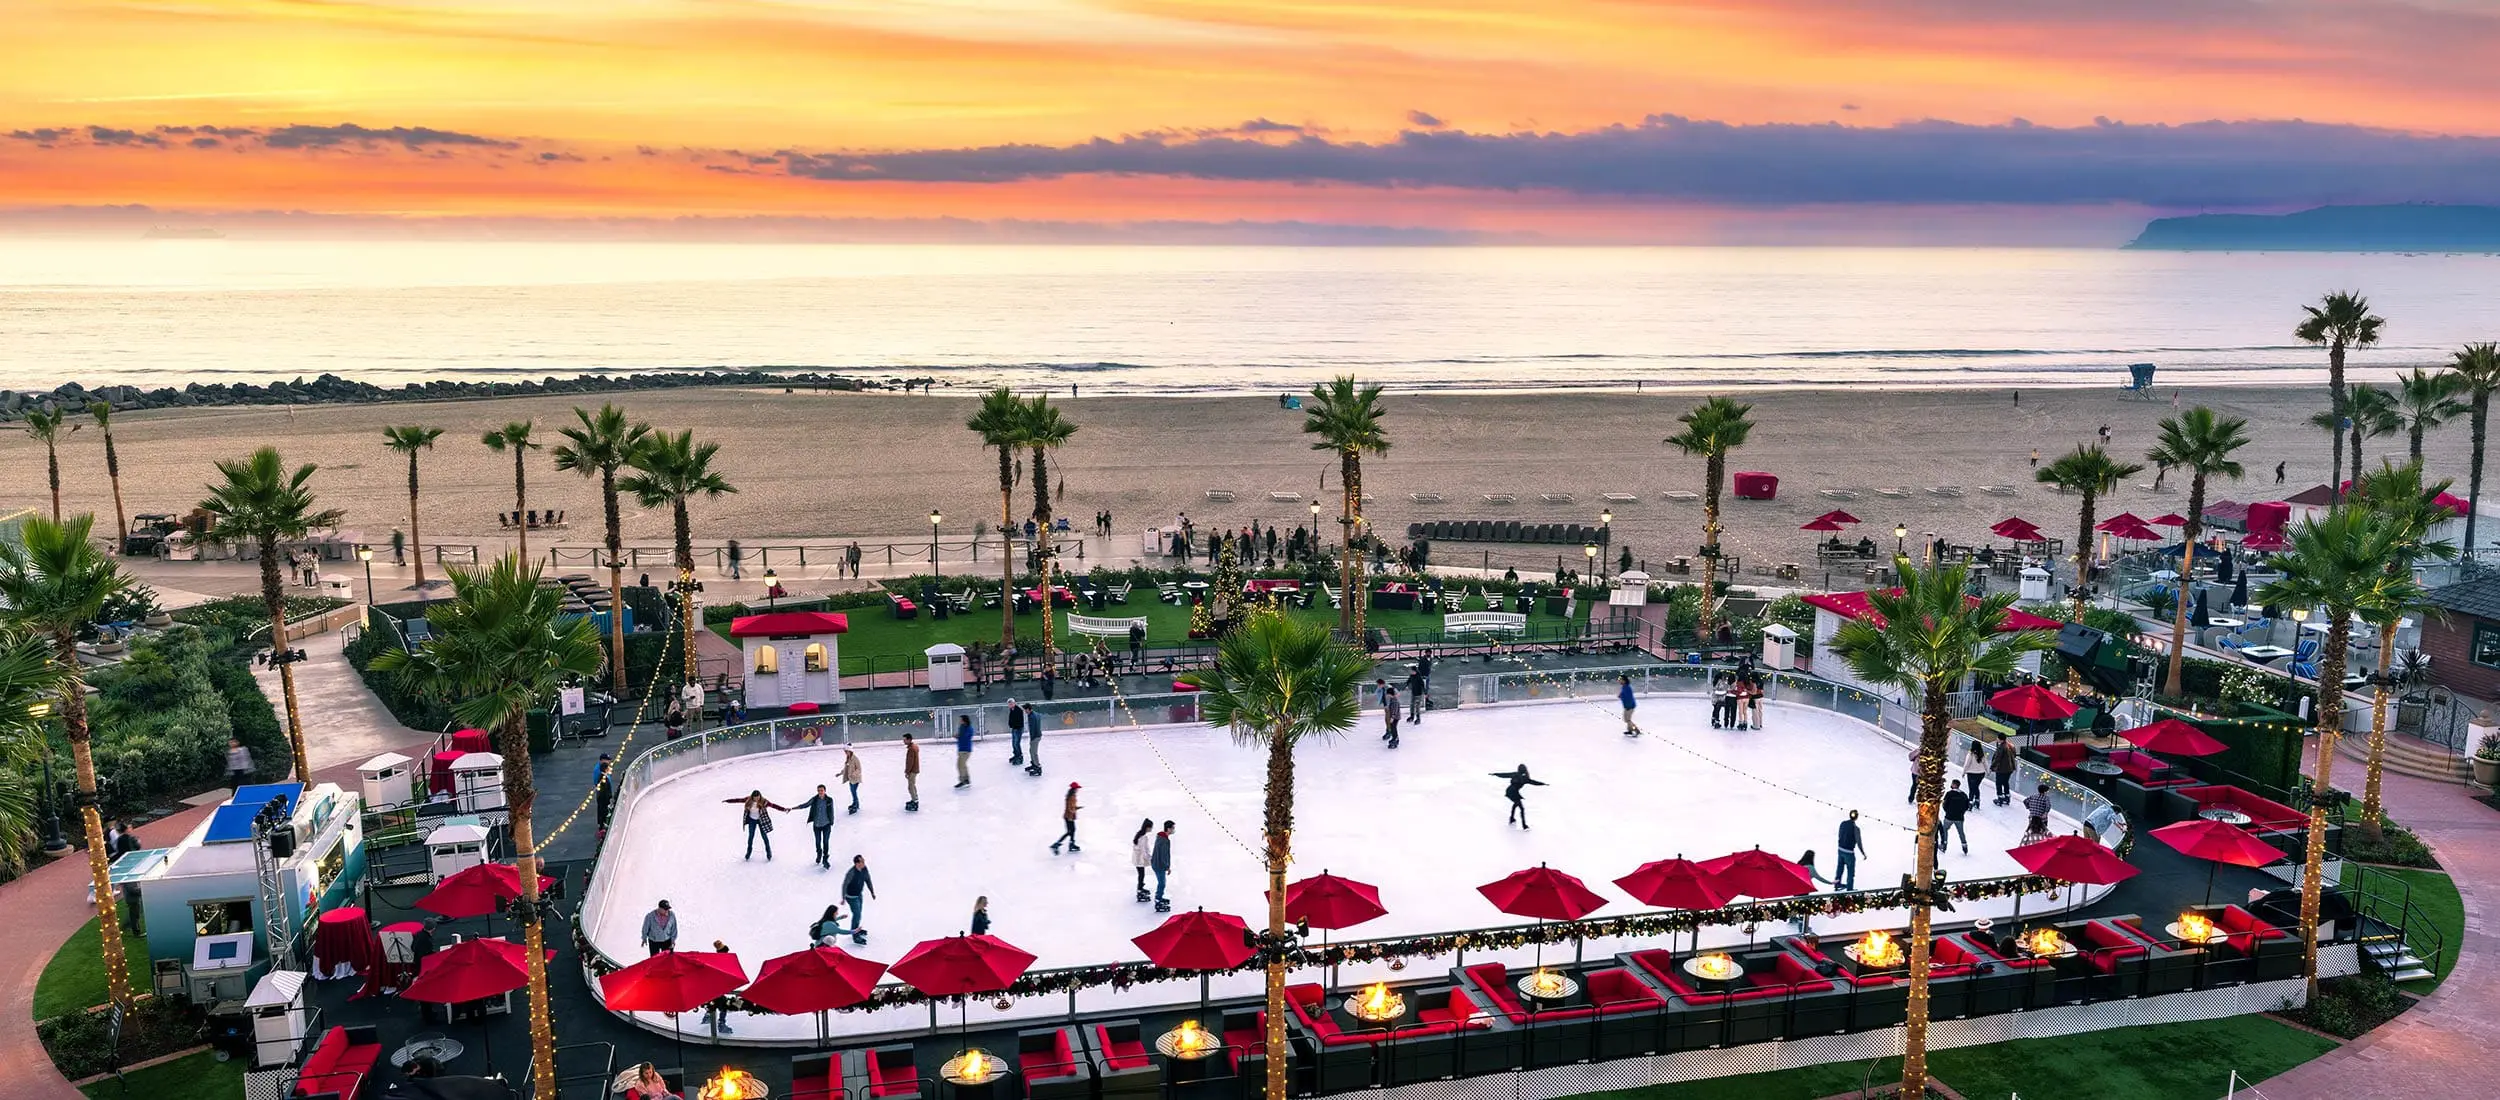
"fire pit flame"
2178,912,2219,944
1349,981,1407,1022
1525,969,1569,998
1853,929,1906,968
697,1068,769,1100
1692,953,1739,981
2020,927,2070,957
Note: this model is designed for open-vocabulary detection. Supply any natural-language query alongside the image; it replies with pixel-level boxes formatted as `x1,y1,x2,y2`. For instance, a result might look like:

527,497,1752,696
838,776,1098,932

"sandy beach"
1,383,2469,583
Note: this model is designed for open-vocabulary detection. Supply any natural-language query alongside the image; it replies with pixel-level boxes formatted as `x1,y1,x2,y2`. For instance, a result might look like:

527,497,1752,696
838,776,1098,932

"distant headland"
0,369,890,421
2127,204,2500,251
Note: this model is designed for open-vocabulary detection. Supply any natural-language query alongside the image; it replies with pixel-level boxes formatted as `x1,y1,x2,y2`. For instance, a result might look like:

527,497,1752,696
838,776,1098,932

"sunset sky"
8,0,2500,242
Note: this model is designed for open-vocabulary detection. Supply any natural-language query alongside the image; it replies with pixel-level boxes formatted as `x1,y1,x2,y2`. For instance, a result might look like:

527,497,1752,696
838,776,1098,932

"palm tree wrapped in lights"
1664,397,1753,646
553,405,651,697
1301,377,1389,641
198,447,342,782
1829,560,2052,1099
2345,463,2454,835
2146,408,2249,696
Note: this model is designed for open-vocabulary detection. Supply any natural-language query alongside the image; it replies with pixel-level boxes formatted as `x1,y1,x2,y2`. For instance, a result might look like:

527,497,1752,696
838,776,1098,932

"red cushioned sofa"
862,1043,920,1098
292,1026,380,1099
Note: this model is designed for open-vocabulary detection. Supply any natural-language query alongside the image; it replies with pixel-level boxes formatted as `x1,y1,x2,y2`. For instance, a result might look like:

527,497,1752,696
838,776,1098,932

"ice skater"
1024,703,1045,775
640,899,677,955
1051,782,1083,853
1835,811,1867,891
1381,686,1400,748
1939,780,1971,856
799,784,839,868
1990,733,2017,806
1618,675,1641,736
1407,662,1428,724
703,941,736,1033
841,747,864,814
1007,698,1026,765
1963,741,1988,812
812,904,846,946
724,790,791,860
1149,820,1175,911
1710,671,1733,729
2020,782,2053,844
954,714,974,788
842,855,876,944
1490,765,1547,829
1130,818,1156,902
970,896,992,936
902,732,922,811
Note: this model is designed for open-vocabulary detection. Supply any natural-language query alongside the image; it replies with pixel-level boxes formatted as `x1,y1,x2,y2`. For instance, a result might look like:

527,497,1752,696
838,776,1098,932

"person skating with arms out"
1050,781,1083,854
723,789,791,861
1490,765,1547,829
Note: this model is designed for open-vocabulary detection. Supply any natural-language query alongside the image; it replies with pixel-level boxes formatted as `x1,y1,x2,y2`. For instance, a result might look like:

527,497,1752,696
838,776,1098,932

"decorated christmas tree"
1205,538,1245,637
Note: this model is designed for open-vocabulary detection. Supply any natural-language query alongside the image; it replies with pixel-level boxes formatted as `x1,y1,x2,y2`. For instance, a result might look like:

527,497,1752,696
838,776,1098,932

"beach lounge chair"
1157,583,1184,605
1540,493,1576,504
1662,490,1698,502
1482,493,1517,505
1268,491,1300,502
1109,582,1132,604
1816,488,1858,500
1602,492,1638,504
1981,485,2019,496
1409,492,1445,504
1204,489,1235,502
1926,486,1965,498
1320,582,1342,608
1876,487,1912,499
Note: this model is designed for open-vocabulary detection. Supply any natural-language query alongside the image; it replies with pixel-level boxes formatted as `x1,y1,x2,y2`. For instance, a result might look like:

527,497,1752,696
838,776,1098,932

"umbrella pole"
1200,973,1210,1020
673,1014,685,1078
2204,862,2218,908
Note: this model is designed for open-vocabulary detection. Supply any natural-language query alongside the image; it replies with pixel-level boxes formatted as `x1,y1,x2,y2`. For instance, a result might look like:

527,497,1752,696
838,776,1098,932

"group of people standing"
1709,660,1767,730
1373,656,1432,747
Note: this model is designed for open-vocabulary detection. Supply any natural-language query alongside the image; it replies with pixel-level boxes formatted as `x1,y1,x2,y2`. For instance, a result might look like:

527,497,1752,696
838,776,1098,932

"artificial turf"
34,917,148,1021
79,1050,242,1100
2339,863,2464,990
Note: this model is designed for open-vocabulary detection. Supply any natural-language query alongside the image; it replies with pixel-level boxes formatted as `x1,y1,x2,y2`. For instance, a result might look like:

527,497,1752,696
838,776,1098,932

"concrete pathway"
2257,756,2499,1099
252,635,442,771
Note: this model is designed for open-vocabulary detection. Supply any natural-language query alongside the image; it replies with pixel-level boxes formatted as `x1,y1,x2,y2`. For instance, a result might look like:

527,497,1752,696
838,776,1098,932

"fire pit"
697,1068,770,1100
2018,927,2075,959
1843,929,1907,969
1344,981,1408,1024
1516,968,1580,1002
2169,911,2222,945
941,1049,1006,1086
1155,1019,1221,1061
1682,953,1741,982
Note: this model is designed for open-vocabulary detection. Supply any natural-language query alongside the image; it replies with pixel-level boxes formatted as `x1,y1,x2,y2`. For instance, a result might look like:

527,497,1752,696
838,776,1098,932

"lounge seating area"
292,1025,382,1099
497,509,567,529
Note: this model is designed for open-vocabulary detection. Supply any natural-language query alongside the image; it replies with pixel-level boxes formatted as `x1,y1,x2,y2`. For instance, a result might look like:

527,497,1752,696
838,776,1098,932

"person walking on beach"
954,715,974,788
2275,461,2287,485
725,539,743,579
1006,698,1026,765
1939,779,1972,856
801,784,839,868
641,900,678,955
841,747,864,814
1491,765,1547,829
1991,732,2017,806
1050,782,1083,853
2021,782,2053,844
1149,821,1175,911
902,732,922,811
970,896,992,936
2029,447,2039,468
1618,674,1641,736
1835,811,1867,891
725,790,790,860
1380,685,1400,748
1963,741,1989,811
842,855,876,943
845,541,862,578
1023,703,1045,773
1130,818,1156,902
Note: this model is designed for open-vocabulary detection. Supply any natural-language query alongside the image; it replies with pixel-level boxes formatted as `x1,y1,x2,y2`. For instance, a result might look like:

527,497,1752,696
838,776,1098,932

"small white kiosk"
427,822,489,882
730,611,849,708
246,969,309,1068
1609,570,1651,607
1761,622,1798,670
450,753,505,815
925,642,967,692
358,751,415,811
2019,566,2053,603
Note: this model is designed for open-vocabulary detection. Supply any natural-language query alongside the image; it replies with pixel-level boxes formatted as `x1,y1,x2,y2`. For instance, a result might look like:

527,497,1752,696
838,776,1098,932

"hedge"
75,627,290,817
38,997,204,1079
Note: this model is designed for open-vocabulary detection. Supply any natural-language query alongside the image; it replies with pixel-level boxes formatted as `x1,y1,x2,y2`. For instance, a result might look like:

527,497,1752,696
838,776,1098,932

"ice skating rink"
585,694,2095,1043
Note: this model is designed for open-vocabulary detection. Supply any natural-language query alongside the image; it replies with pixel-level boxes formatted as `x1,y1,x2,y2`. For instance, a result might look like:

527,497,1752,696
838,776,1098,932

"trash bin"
1762,623,1798,670
926,643,967,692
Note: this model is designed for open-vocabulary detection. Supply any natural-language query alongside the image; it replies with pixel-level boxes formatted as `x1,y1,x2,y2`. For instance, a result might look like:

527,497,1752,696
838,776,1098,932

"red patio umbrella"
2152,819,2286,905
1989,684,2077,722
2149,513,2190,527
1813,510,1863,525
1478,864,1609,921
1990,517,2041,539
1279,872,1387,931
1801,517,1846,533
744,945,888,1047
2096,512,2149,532
1698,847,1814,899
399,937,546,1073
415,862,555,920
2120,719,2228,757
2007,835,2139,886
890,934,1038,996
1133,909,1256,971
2103,519,2162,542
603,949,748,1067
1615,857,1734,911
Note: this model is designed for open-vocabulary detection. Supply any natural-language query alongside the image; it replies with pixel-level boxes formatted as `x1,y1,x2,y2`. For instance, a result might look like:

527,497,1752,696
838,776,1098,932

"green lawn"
80,1050,241,1100
2340,863,2464,990
35,917,148,1021
1577,1015,2335,1100
741,589,1589,675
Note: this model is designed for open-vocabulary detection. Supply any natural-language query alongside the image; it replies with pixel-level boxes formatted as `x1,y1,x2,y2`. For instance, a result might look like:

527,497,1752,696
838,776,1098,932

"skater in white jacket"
1130,818,1155,901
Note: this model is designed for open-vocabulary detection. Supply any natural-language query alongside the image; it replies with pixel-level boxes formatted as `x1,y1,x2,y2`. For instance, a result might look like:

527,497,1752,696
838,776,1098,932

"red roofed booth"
730,611,849,708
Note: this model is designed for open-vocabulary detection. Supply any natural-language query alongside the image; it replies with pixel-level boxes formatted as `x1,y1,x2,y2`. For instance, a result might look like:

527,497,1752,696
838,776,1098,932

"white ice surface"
586,695,2094,1044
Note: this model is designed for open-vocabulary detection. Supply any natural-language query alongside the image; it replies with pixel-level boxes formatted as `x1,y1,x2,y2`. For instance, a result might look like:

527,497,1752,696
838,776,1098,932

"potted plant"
2474,729,2500,789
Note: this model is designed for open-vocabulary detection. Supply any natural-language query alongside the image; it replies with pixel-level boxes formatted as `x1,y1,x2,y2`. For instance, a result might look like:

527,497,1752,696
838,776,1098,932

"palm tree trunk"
1336,451,1356,638
2300,626,2349,1001
1033,449,1056,674
406,453,430,589
512,451,530,566
56,634,132,1008
675,502,698,689
1696,455,1723,645
45,444,61,520
2348,424,2364,488
2410,424,2426,465
999,449,1017,650
498,710,559,1100
2328,344,2348,502
602,468,627,696
261,533,312,781
2163,478,2207,695
2071,491,2099,622
1900,680,1949,1097
103,430,128,553
2362,619,2398,834
2467,393,2489,558
1261,734,1296,1100
1347,455,1367,642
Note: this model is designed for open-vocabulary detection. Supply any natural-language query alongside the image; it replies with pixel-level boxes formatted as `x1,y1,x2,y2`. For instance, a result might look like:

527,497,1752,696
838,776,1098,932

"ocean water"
3,240,2494,394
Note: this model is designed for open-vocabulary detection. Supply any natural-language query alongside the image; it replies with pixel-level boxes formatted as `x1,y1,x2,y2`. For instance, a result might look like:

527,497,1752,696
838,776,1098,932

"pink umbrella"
1801,517,1846,533
2096,513,2150,532
2149,514,2190,527
1812,510,1863,525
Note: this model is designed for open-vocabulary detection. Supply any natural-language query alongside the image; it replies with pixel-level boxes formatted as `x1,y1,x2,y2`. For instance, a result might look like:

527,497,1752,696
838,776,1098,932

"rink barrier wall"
576,674,2138,1051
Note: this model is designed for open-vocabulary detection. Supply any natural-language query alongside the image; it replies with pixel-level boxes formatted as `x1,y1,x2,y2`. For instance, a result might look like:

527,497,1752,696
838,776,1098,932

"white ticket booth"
925,642,967,692
427,823,489,882
1761,623,1799,670
450,753,505,814
358,752,415,811
246,968,309,1068
1609,570,1651,607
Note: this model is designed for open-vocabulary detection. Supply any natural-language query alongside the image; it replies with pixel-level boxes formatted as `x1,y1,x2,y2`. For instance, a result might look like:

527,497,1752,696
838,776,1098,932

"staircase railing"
2343,862,2446,982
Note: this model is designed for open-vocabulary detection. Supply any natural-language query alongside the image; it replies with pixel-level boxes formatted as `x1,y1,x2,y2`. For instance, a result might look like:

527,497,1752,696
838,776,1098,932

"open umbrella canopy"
1698,847,1815,899
2097,512,2150,532
742,946,887,1015
399,937,544,1003
1615,858,1734,910
1990,516,2042,539
414,863,555,920
2122,719,2228,757
2006,835,2140,886
1133,909,1257,971
600,950,748,1014
1801,517,1846,533
1477,864,1609,921
2149,513,2190,527
1813,510,1863,525
1989,684,2078,722
1277,872,1387,931
2104,520,2163,541
889,934,1037,997
2151,820,2286,868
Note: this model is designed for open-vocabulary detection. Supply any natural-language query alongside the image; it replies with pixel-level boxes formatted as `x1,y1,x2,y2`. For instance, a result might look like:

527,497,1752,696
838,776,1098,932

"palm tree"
0,628,76,879
553,406,651,696
2256,506,2409,999
1664,397,1755,645
1180,609,1369,1100
2347,463,2456,832
2035,446,2144,621
381,426,446,590
24,407,71,520
2146,409,2250,695
2345,384,2399,486
1020,397,1078,670
86,401,129,552
198,447,342,781
1828,561,2052,1098
2296,292,2385,501
0,515,136,1007
372,556,602,1100
1301,377,1391,638
482,420,542,565
2393,368,2464,464
620,430,737,690
2445,343,2500,554
966,388,1029,650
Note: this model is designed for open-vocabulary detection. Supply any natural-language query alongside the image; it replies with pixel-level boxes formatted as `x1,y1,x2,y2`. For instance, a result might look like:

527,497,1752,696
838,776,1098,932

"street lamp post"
1309,501,1321,564
355,544,374,607
1583,542,1599,583
762,567,780,610
1599,509,1614,579
930,509,943,582
31,701,65,853
1894,523,1908,557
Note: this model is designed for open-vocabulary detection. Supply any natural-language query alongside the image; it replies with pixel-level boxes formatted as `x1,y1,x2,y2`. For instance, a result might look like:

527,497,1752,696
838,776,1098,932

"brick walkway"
2257,759,2500,1099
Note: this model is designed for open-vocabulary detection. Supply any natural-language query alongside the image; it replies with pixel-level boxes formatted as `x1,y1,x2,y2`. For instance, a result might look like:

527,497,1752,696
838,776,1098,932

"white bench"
1205,489,1236,502
1540,493,1577,504
1602,492,1639,504
1410,492,1446,504
1981,485,2019,497
1875,487,1912,498
1443,611,1527,636
1069,614,1151,638
1482,493,1518,505
1661,490,1699,503
1268,491,1301,502
1817,488,1859,500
